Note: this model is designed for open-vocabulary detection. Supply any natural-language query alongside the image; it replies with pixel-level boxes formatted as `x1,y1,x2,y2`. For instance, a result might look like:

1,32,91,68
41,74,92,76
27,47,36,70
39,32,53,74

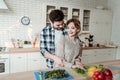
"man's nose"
59,25,63,28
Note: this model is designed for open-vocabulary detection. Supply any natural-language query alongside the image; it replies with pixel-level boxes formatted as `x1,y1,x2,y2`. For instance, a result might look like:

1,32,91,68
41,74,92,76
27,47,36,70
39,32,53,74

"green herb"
45,69,68,79
74,68,86,74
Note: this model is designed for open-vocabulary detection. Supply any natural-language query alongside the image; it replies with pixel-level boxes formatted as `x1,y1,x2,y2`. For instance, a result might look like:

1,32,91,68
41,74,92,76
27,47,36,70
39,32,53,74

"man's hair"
49,9,64,23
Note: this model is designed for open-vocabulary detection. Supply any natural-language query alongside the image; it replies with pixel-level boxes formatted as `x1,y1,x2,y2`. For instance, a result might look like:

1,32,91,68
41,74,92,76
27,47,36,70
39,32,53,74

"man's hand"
53,56,64,67
44,51,65,67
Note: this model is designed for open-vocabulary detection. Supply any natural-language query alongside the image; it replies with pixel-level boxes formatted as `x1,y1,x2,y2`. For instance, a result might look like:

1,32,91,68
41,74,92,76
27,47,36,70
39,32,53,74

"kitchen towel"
34,72,42,80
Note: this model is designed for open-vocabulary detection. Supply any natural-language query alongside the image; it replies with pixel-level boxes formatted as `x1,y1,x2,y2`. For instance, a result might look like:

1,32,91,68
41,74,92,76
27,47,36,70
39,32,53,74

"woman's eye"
71,26,75,29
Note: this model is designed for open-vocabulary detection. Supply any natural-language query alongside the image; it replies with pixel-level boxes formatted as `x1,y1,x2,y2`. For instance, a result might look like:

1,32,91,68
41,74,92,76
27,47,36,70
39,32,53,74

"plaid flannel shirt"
40,24,66,68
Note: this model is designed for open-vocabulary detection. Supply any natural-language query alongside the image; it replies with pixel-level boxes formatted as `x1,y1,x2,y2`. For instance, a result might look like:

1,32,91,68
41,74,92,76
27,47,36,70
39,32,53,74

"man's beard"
54,27,62,30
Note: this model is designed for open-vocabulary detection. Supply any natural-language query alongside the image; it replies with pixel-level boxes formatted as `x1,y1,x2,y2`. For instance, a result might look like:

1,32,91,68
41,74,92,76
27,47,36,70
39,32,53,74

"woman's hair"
66,19,81,32
49,9,64,23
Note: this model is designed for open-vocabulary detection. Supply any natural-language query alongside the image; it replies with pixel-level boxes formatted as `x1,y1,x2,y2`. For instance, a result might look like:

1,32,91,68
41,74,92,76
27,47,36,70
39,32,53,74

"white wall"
108,0,120,59
0,0,108,47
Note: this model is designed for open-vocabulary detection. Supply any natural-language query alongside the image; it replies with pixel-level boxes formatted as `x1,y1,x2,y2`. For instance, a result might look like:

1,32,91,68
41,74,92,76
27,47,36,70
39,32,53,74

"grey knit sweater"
55,36,81,67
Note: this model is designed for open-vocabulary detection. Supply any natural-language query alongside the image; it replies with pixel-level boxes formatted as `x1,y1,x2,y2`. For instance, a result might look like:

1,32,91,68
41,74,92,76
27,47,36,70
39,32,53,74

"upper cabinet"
72,8,80,20
60,7,68,23
43,4,92,33
45,5,69,26
41,3,112,44
46,5,56,26
82,10,91,32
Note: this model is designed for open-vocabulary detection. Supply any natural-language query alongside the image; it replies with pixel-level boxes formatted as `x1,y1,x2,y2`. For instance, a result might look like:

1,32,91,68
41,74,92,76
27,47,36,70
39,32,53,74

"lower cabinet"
10,52,47,73
10,53,27,73
81,48,117,64
27,52,47,71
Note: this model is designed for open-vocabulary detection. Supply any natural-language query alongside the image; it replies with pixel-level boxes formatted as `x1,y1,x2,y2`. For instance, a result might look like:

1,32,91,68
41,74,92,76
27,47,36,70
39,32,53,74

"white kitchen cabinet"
10,53,27,73
46,5,56,26
82,10,91,33
27,52,47,71
45,5,69,26
10,52,47,73
81,48,117,64
43,4,113,42
72,8,80,20
90,9,112,43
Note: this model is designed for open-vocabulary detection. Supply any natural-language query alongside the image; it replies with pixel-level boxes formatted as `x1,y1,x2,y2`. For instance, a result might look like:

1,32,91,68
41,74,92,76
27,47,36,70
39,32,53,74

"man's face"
53,21,64,30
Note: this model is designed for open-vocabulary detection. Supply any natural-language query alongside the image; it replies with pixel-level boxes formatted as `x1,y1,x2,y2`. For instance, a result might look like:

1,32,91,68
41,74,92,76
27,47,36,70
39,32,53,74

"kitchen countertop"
0,46,117,54
0,60,120,80
0,48,40,54
82,46,117,50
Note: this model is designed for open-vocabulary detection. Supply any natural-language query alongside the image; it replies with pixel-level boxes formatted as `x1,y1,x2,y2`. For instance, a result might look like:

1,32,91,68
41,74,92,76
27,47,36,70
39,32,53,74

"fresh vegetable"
45,69,68,79
87,66,98,78
103,68,113,80
92,71,105,80
91,64,113,80
74,68,86,74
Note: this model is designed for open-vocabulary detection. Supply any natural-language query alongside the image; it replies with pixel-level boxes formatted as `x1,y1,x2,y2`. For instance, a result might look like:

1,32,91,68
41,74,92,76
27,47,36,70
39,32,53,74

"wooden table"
0,60,120,80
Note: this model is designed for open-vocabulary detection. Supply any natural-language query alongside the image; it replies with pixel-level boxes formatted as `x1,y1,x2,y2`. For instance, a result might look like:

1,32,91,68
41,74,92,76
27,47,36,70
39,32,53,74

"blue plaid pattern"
40,25,66,68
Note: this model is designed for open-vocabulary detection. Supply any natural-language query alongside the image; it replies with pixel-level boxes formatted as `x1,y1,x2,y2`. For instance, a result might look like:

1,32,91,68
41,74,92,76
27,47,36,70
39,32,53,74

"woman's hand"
74,60,85,70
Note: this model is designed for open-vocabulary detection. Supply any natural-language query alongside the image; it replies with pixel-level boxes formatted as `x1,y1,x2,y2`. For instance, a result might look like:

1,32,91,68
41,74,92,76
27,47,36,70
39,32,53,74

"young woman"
55,19,84,69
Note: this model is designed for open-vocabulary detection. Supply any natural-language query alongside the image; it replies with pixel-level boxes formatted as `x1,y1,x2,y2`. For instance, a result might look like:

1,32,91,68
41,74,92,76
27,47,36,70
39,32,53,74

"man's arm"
40,30,47,56
40,30,64,67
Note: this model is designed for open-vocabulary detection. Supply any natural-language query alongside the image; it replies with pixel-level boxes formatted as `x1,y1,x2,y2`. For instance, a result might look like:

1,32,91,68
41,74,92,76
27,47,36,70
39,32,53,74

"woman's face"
66,22,78,37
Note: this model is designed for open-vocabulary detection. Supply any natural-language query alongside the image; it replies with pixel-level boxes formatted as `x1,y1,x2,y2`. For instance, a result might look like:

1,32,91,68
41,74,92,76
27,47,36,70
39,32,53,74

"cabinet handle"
18,57,22,59
33,60,37,61
0,60,6,62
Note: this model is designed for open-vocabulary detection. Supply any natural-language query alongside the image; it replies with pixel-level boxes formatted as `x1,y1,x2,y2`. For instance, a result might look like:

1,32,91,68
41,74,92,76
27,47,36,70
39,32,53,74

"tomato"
97,72,105,80
92,71,105,80
105,76,112,80
104,68,113,80
104,68,113,76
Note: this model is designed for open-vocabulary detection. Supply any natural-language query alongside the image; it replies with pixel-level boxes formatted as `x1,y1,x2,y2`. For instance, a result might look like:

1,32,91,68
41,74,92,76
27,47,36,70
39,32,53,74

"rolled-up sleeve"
40,30,46,56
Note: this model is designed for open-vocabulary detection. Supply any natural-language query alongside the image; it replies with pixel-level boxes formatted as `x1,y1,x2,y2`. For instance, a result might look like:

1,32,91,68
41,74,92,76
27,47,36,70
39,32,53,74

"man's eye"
57,25,61,26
